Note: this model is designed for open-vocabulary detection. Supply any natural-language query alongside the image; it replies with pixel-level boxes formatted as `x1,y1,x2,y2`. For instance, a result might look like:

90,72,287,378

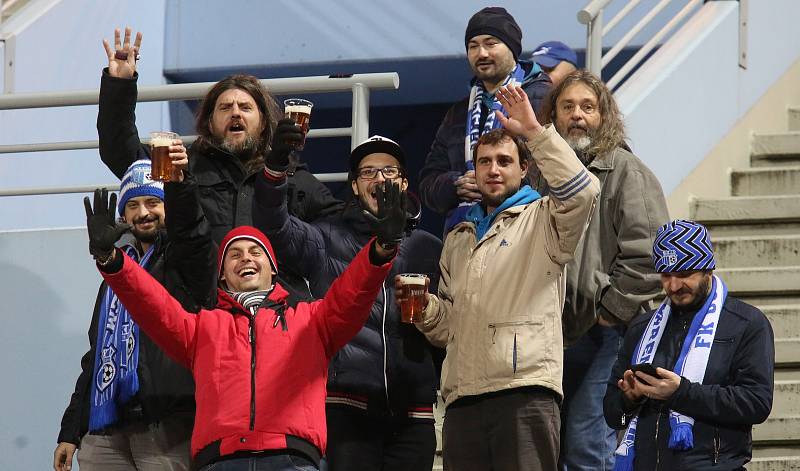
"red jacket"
100,241,392,467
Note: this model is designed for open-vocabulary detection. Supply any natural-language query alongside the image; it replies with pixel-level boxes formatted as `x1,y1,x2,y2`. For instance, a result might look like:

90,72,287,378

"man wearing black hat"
419,6,552,233
252,132,443,470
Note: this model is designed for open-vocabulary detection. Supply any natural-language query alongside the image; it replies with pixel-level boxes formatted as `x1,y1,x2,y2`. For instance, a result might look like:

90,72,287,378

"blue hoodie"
465,185,542,241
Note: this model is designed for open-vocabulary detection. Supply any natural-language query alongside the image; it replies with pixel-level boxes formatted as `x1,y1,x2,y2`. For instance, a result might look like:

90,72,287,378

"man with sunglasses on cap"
81,171,405,471
419,6,552,233
604,219,774,470
253,132,443,470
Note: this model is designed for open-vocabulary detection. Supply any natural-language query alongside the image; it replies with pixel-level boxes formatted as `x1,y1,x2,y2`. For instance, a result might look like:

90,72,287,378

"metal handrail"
578,0,703,88
0,72,399,196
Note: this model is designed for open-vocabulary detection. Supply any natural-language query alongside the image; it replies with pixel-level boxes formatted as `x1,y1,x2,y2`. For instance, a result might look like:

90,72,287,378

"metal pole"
587,10,603,77
351,83,370,150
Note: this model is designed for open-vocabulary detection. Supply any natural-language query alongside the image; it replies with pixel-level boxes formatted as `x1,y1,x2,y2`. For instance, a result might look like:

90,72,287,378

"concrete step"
776,338,800,367
717,266,800,296
761,305,800,339
691,195,800,226
714,235,800,268
774,380,800,416
789,106,800,132
731,166,800,196
753,415,800,443
752,131,800,155
748,456,800,471
775,369,800,382
706,223,800,238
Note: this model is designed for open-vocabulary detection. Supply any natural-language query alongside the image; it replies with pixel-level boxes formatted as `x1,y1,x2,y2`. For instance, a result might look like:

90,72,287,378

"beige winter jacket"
417,125,600,407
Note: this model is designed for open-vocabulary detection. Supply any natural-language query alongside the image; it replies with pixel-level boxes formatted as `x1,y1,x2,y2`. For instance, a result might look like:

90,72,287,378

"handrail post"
351,83,369,150
587,10,603,78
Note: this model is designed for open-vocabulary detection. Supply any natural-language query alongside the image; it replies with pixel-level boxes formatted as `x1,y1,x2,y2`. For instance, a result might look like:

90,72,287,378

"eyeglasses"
356,166,402,180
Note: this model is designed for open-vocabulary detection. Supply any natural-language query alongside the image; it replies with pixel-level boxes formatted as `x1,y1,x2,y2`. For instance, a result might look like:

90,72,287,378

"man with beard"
604,220,774,470
55,159,216,471
253,133,443,470
96,28,343,248
536,70,670,470
418,7,552,232
413,85,599,470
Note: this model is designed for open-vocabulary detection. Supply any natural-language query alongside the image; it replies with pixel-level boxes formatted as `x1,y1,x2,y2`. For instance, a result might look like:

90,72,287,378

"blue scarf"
614,275,727,471
89,244,155,431
465,185,541,240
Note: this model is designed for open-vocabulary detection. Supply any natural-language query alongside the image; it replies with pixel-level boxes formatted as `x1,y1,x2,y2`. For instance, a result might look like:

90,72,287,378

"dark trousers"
325,406,436,471
443,387,560,471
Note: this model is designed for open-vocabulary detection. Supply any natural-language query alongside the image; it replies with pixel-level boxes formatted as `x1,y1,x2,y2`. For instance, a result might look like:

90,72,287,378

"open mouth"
237,267,259,279
228,122,245,133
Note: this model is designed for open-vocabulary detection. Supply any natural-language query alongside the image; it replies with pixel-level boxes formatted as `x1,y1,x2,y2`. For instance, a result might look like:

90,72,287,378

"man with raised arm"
54,157,216,471
410,84,600,470
253,131,443,470
80,176,405,470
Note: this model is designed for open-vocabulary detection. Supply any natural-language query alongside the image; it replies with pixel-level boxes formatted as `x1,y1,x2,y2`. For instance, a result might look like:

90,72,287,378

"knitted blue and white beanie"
117,159,164,215
652,219,716,273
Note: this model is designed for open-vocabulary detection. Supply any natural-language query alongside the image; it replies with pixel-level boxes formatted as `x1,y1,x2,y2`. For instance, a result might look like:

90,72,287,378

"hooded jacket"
252,171,443,419
419,60,552,216
97,238,393,469
58,175,217,446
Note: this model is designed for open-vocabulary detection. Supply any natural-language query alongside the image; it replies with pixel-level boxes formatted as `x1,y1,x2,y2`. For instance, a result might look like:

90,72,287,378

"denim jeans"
199,454,317,471
560,324,622,471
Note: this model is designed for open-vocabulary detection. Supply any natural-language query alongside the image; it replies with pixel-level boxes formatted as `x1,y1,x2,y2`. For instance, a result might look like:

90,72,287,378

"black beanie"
464,7,523,61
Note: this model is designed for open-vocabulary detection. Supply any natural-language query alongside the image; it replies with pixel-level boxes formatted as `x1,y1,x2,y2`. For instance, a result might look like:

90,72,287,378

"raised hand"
363,180,407,249
83,188,130,261
102,27,142,79
169,138,188,182
495,84,543,140
265,118,303,172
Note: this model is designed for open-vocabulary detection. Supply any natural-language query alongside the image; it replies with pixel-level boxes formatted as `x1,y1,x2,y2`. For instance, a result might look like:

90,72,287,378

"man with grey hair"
538,70,670,470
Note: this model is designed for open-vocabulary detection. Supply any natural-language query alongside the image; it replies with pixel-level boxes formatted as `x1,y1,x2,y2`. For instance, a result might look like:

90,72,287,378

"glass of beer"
397,273,428,323
149,131,179,182
283,98,313,150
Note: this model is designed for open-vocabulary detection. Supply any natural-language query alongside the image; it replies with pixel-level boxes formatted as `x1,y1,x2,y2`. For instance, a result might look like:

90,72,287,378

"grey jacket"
535,146,669,345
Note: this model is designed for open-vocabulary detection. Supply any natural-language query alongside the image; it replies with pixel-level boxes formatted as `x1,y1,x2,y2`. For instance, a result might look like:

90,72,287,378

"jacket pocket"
486,320,542,379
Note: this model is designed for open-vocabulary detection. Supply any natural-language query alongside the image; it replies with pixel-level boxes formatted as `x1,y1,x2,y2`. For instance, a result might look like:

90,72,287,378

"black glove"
265,118,303,172
83,188,131,261
362,180,407,249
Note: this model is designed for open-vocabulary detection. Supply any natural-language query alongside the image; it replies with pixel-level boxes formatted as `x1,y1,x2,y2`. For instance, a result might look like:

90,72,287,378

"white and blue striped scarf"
614,275,727,471
89,244,155,431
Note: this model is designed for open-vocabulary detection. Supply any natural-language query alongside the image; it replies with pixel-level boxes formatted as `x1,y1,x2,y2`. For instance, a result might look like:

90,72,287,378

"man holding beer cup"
411,84,600,470
253,135,443,470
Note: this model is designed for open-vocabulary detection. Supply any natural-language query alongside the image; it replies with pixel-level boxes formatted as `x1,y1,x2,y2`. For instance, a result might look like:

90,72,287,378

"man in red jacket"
81,181,406,471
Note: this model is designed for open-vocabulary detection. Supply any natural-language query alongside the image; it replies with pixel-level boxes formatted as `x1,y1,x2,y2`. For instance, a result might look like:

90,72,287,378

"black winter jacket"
58,176,217,445
604,296,774,470
253,173,443,418
418,61,551,216
96,70,344,245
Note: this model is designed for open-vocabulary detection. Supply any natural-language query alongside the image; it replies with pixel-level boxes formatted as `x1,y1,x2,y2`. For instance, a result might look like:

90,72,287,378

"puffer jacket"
98,241,393,469
418,60,552,216
603,296,774,470
58,176,217,446
252,172,443,418
531,146,669,344
417,125,600,407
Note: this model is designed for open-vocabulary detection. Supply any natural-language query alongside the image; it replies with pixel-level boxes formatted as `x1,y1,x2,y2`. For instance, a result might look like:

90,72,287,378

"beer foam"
150,136,173,147
285,104,312,115
399,275,426,286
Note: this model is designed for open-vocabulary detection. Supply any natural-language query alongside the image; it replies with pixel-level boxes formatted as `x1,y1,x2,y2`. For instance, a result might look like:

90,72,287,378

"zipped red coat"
99,241,392,468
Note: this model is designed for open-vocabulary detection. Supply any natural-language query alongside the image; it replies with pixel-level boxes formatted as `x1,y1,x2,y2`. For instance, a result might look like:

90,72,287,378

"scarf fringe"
669,422,694,450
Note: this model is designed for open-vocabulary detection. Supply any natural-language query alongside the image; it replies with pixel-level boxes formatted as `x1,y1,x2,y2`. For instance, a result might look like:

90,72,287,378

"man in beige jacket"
402,84,600,470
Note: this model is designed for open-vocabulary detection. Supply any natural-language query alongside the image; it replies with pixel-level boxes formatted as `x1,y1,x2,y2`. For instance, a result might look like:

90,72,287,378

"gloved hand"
362,180,407,249
265,118,303,172
83,188,131,261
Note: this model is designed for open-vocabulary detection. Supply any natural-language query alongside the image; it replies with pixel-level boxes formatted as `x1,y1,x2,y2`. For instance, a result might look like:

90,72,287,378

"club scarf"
89,244,155,431
614,275,727,471
444,63,528,233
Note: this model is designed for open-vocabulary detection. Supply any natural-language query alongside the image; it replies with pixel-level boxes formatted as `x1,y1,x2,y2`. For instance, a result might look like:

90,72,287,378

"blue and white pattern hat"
117,159,164,215
652,219,716,273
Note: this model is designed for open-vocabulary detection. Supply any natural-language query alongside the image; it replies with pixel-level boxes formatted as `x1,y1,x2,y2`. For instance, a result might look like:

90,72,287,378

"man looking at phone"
604,219,774,471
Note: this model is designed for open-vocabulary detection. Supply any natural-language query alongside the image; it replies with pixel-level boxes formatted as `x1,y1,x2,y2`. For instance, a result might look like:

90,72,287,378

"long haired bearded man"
539,70,671,471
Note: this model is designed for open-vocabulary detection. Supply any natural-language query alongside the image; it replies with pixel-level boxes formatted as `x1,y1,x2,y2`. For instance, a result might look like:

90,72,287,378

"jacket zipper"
381,282,391,413
654,406,662,470
248,313,258,431
713,427,720,464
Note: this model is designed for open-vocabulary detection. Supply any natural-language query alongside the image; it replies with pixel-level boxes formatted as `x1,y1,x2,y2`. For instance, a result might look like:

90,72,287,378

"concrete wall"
0,228,101,470
0,0,168,232
616,0,800,200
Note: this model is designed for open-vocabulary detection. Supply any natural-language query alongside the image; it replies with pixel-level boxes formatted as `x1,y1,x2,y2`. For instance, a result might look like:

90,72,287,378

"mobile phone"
630,363,660,379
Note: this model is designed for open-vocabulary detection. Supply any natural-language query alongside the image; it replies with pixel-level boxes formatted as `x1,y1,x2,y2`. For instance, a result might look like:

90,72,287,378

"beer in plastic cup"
149,131,179,182
398,273,428,323
283,98,313,150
